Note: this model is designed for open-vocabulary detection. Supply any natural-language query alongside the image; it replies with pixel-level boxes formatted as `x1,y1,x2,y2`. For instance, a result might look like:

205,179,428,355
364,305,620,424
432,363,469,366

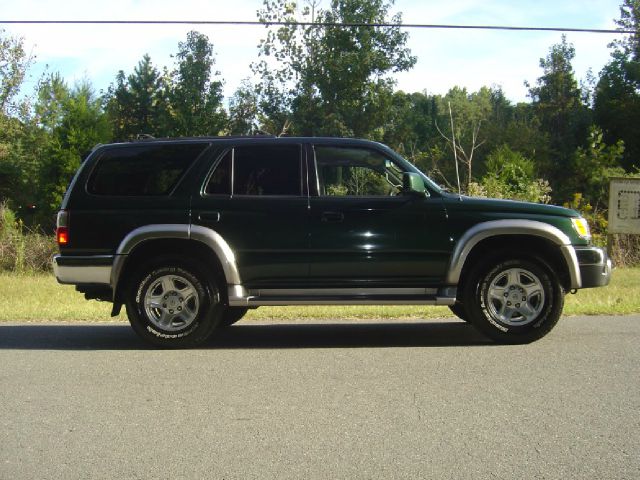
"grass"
1,268,639,323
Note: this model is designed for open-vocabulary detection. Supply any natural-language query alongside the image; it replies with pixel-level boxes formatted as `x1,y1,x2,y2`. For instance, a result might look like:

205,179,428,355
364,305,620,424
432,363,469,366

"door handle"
321,211,344,223
198,211,221,222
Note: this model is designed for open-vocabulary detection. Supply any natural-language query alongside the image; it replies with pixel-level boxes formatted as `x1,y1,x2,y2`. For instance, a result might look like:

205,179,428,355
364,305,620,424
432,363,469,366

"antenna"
448,101,462,197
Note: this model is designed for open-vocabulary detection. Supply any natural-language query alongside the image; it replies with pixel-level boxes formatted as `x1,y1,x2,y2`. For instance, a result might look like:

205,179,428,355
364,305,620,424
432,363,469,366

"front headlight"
571,217,591,240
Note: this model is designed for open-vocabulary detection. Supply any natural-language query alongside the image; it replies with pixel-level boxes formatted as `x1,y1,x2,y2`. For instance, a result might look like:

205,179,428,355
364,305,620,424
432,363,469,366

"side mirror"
402,172,427,197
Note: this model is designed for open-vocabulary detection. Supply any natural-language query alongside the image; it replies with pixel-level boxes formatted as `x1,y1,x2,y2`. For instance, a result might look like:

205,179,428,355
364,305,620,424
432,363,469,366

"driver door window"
315,146,402,196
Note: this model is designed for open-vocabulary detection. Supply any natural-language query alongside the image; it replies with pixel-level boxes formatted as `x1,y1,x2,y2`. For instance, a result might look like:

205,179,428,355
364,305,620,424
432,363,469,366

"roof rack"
129,133,278,142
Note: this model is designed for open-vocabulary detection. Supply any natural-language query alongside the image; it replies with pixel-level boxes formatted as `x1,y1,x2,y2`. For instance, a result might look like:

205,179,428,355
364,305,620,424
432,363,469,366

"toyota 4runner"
53,137,611,347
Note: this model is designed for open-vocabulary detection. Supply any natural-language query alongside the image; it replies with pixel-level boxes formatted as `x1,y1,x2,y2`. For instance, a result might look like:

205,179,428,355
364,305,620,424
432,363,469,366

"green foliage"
611,0,640,61
0,202,22,270
471,145,552,203
527,35,591,200
168,31,227,136
0,30,45,217
564,193,608,246
0,202,56,272
382,91,438,153
227,80,260,135
595,57,640,171
254,0,415,137
105,32,227,138
0,115,44,211
36,77,111,217
571,126,625,209
105,55,166,140
0,29,33,118
595,0,640,171
434,86,493,191
344,167,388,195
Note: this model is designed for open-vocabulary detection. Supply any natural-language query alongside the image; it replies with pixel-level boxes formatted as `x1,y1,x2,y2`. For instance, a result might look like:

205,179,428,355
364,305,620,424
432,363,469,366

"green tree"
381,90,439,163
167,31,227,136
105,55,166,140
0,29,33,118
254,0,416,137
227,80,260,135
434,86,492,191
0,29,42,216
37,78,111,218
571,126,625,209
485,101,551,169
527,35,591,199
36,73,68,130
105,33,226,138
594,0,640,171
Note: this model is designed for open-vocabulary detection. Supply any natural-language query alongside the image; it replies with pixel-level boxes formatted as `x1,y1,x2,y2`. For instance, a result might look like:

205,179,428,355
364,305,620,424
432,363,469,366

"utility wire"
0,19,634,34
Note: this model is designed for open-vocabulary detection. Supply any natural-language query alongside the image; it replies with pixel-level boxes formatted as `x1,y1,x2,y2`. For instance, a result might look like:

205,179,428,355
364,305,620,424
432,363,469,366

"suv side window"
206,150,232,195
205,145,302,196
315,146,402,196
87,143,207,196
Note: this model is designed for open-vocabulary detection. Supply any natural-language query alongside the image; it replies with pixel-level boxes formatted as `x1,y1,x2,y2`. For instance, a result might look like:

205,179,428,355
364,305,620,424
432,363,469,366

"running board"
228,286,457,307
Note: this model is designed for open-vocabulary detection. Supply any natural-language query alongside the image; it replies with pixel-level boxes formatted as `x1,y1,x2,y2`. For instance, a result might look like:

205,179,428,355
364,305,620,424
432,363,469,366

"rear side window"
205,145,302,196
88,143,207,196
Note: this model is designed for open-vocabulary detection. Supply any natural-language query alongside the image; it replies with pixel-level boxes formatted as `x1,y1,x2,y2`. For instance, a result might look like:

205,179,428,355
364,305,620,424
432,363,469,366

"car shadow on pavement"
210,322,492,349
0,321,493,350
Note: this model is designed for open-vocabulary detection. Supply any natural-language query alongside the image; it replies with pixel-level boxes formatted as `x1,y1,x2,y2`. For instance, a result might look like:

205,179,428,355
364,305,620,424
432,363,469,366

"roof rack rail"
128,134,283,142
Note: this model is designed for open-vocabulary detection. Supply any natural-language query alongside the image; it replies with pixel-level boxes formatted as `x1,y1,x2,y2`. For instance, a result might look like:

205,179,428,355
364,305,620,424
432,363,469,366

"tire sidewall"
220,307,249,327
127,262,221,347
467,257,564,343
449,302,469,322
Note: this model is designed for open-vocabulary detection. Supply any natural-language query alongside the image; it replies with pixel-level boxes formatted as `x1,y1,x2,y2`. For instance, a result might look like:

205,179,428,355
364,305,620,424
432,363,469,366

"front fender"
446,219,581,289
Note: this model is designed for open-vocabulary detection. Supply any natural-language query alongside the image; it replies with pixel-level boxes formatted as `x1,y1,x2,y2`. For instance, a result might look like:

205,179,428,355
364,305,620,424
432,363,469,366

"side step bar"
228,286,457,307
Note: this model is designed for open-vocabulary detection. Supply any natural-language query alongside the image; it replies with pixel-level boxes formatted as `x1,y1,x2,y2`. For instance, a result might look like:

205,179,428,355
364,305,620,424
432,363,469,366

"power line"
0,19,634,34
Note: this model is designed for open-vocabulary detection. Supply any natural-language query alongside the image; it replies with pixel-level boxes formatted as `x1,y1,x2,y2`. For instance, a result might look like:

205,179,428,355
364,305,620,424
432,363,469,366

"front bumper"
52,254,114,286
575,247,612,289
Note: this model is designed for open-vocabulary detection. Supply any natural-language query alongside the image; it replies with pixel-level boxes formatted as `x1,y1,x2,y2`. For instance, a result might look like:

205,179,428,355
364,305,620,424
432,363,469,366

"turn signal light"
571,217,591,240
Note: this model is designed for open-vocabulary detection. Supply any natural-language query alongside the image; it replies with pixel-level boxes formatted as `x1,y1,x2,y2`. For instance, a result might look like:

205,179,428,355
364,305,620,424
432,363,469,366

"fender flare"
111,224,241,293
446,219,581,289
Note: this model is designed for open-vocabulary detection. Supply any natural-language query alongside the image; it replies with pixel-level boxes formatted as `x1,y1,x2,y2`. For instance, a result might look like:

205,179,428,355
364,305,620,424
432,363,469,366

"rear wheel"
125,260,223,347
463,256,564,344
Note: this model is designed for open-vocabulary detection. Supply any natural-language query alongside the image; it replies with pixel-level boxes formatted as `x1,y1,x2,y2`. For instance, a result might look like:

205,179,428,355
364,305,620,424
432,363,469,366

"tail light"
56,210,69,246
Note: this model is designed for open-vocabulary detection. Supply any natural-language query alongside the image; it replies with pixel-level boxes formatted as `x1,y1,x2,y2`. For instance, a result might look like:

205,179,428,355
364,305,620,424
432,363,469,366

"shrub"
471,145,552,203
0,202,56,272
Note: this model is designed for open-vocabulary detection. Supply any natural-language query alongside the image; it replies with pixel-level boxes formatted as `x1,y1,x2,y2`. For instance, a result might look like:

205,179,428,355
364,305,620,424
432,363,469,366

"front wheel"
126,262,223,347
220,307,249,327
448,302,469,322
463,257,564,344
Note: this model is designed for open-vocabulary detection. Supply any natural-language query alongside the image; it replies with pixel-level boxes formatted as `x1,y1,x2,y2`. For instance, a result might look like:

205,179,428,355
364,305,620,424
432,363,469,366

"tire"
448,302,469,322
125,260,223,347
463,256,564,344
220,307,249,327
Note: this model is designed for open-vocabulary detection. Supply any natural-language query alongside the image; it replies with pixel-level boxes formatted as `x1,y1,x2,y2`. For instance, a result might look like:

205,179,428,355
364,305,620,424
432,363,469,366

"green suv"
53,137,611,347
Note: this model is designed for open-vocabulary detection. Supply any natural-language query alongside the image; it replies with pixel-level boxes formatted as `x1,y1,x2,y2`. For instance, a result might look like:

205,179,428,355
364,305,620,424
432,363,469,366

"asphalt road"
1,315,639,480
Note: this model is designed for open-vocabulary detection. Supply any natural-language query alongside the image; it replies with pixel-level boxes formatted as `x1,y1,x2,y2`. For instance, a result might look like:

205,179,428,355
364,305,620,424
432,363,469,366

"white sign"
608,177,640,234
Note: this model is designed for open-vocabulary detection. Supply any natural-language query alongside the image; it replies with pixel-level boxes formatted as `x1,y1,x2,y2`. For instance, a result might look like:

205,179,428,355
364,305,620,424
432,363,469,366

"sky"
0,0,626,104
